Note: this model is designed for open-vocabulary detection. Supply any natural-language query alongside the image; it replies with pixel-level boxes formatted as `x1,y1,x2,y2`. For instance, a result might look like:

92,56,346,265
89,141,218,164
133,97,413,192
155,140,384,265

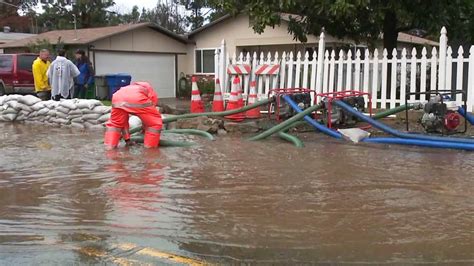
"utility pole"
72,13,78,40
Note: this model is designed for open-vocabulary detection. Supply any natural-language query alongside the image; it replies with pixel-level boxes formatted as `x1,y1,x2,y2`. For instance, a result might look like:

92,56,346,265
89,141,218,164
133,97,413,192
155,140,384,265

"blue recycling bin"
105,73,132,99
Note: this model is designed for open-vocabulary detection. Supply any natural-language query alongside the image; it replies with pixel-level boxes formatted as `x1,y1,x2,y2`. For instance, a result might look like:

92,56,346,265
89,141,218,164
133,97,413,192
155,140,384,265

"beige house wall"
92,27,187,54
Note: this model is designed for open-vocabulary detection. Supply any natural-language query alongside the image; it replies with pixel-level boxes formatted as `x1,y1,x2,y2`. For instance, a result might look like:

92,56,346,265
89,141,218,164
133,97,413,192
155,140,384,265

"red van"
0,53,38,96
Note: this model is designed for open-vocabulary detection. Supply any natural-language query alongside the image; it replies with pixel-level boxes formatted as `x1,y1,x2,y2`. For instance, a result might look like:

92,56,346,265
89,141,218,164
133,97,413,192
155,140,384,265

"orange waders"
104,82,163,149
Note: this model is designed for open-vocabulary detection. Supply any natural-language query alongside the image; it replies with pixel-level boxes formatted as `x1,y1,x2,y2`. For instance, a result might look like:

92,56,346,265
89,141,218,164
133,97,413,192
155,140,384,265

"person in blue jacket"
74,49,95,99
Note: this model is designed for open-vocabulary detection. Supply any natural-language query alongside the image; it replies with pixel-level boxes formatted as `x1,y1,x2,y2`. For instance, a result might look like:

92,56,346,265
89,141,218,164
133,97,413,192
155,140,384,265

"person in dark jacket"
74,49,95,99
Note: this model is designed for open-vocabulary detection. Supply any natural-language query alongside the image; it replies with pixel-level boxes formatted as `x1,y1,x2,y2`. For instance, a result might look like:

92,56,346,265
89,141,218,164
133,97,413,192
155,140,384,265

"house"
0,26,36,53
184,13,439,77
0,23,191,98
0,13,439,98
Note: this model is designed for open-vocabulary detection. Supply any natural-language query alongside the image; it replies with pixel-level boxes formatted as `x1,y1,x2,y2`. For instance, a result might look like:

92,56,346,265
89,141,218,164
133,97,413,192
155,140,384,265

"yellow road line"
116,243,206,266
78,246,149,266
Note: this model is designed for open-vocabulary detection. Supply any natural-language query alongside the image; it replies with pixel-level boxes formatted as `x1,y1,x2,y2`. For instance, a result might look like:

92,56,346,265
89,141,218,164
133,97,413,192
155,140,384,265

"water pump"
421,95,461,133
321,96,366,127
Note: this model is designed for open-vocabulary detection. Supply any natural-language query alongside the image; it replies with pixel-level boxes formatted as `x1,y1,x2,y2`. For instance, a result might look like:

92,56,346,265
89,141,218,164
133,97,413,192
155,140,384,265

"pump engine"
421,95,461,133
321,96,365,127
278,93,312,119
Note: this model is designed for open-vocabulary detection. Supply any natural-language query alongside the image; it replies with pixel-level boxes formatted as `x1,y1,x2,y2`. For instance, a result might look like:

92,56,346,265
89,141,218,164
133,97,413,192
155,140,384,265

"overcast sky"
113,0,158,13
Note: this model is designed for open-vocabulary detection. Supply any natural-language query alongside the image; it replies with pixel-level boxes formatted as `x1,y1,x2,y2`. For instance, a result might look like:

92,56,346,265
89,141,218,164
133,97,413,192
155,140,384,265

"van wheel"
0,84,5,96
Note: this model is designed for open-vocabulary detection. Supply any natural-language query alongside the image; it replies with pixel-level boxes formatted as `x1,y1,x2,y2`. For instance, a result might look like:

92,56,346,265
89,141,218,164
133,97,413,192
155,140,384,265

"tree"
36,0,117,31
212,0,473,53
179,0,227,30
140,1,188,34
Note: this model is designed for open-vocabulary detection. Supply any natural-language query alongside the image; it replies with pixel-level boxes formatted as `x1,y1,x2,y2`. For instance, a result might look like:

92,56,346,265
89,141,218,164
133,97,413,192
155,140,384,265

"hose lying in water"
283,95,474,151
277,131,304,148
163,97,274,123
250,102,413,143
130,135,195,147
458,107,474,125
128,97,275,135
248,103,324,141
333,100,474,145
164,129,215,140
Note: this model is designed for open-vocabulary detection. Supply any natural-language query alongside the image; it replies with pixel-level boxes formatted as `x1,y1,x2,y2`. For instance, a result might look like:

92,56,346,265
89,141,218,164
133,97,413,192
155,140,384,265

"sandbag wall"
0,95,111,129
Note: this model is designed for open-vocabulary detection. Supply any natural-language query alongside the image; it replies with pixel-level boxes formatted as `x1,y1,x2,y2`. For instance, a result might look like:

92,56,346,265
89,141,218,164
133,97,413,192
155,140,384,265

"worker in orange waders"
104,82,162,149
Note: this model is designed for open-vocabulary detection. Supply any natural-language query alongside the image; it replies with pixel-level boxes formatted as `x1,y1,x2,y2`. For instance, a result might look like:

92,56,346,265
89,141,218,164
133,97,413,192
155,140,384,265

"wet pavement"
0,122,473,264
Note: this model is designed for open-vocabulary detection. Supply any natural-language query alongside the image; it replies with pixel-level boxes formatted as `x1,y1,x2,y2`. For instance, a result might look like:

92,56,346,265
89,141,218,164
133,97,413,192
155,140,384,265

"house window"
195,48,217,74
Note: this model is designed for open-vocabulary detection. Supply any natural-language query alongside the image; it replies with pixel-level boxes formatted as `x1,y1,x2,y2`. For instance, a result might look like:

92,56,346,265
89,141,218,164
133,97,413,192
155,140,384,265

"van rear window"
18,55,36,72
0,55,13,72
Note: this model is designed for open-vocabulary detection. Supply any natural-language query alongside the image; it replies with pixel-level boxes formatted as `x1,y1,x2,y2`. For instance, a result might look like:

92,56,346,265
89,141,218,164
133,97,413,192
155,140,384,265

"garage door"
94,51,176,98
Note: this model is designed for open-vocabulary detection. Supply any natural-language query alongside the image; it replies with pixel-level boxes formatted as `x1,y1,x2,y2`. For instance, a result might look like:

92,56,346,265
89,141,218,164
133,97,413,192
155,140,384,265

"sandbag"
59,100,78,110
93,105,111,114
98,113,110,123
129,115,142,129
69,109,83,116
56,112,68,119
2,113,17,121
31,102,46,111
2,106,18,115
7,101,32,112
71,117,83,123
71,122,84,129
56,106,70,114
76,99,102,110
53,118,69,124
46,110,57,117
18,95,41,106
37,108,49,116
84,119,99,125
82,113,101,120
44,101,59,109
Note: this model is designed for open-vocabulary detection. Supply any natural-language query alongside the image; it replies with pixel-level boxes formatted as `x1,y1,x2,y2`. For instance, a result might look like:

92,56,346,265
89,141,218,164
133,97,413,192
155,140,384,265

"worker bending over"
104,82,162,149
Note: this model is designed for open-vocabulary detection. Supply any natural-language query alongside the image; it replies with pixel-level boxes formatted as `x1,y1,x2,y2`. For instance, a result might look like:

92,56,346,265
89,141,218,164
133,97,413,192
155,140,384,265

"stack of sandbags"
0,95,111,130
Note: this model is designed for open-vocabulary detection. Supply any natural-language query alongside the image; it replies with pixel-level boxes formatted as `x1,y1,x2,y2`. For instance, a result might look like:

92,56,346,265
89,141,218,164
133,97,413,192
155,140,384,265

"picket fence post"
438,27,448,90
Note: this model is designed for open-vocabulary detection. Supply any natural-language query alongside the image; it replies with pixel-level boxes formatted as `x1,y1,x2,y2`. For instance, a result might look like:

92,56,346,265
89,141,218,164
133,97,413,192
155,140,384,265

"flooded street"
0,122,473,264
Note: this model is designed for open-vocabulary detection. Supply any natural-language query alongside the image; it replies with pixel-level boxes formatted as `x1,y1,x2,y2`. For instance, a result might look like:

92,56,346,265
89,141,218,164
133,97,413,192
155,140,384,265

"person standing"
47,49,80,101
32,49,51,101
104,82,162,150
74,49,95,99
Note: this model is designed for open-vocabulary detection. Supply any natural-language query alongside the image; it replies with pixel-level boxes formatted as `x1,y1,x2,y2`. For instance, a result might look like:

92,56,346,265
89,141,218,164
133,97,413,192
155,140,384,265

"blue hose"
333,100,474,144
458,107,474,125
364,137,474,151
282,95,343,139
282,96,474,151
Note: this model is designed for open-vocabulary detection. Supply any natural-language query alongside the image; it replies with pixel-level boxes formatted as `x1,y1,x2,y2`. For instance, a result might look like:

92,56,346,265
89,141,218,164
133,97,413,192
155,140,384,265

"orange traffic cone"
190,76,204,113
212,78,224,112
245,81,260,119
225,76,245,121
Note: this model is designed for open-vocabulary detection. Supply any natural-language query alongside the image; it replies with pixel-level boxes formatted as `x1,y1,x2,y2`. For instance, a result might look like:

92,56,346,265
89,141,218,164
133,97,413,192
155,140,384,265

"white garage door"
94,51,176,98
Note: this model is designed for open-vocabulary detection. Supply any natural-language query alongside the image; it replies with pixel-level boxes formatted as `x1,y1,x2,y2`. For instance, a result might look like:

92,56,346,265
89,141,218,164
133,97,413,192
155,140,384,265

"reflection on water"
0,123,473,264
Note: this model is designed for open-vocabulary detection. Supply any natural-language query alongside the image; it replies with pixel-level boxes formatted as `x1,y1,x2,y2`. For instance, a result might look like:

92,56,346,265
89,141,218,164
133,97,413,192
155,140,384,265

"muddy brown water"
0,123,473,264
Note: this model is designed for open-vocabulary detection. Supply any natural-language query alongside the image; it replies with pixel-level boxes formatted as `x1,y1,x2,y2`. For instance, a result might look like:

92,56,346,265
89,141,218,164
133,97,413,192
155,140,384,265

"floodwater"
0,122,473,265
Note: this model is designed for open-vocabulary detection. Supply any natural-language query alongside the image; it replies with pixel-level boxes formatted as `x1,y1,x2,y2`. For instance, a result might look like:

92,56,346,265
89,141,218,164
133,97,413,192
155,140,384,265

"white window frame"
194,47,218,75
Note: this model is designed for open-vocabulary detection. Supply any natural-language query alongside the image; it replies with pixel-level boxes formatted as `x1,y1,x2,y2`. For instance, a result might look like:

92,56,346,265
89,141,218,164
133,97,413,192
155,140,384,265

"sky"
113,0,159,13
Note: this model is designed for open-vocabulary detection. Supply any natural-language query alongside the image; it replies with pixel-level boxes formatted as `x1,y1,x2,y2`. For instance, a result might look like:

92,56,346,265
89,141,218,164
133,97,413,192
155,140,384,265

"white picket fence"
214,27,474,111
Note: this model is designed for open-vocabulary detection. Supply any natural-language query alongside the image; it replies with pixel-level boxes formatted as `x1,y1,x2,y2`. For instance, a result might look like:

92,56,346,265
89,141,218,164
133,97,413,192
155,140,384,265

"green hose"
164,129,215,140
248,103,323,141
163,97,273,123
129,135,195,147
372,104,414,120
129,98,274,135
277,131,304,148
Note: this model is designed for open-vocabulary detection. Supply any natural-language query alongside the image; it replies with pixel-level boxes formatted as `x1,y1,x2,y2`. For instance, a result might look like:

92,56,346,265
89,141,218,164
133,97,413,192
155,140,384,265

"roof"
0,32,36,42
189,13,439,46
398,32,438,46
0,22,190,49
